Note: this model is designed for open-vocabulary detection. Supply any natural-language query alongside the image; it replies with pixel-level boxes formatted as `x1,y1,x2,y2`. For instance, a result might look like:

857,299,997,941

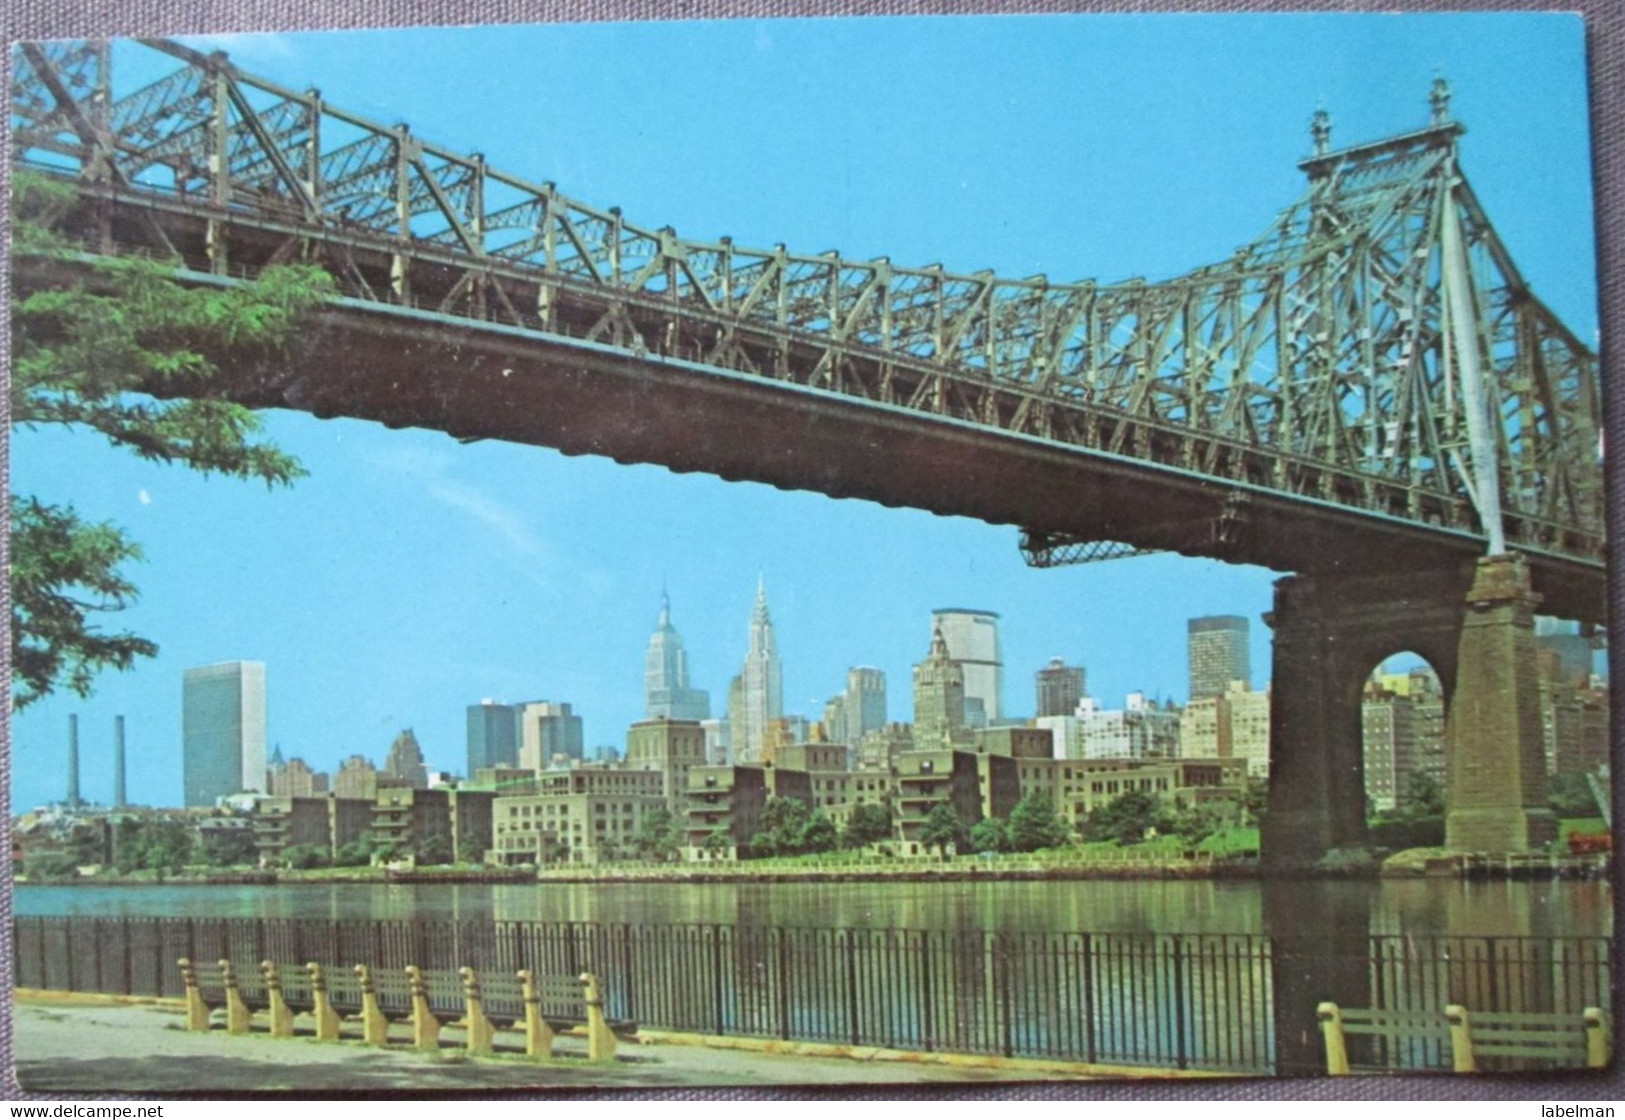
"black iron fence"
10,915,1609,1075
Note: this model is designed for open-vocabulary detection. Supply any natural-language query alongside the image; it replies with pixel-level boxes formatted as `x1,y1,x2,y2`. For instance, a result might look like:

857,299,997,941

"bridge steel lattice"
10,38,1605,619
10,39,1609,862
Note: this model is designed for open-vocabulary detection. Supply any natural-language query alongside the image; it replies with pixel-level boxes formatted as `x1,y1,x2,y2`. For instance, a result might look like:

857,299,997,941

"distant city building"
268,756,329,798
66,714,81,809
182,661,268,808
733,579,784,764
912,624,971,751
700,719,730,766
931,609,1003,723
332,754,380,800
1188,616,1250,701
1035,658,1086,718
830,667,887,745
1536,648,1609,775
383,729,429,789
626,717,709,809
1362,667,1445,814
1535,617,1593,687
516,701,585,770
644,592,711,720
466,700,520,776
1178,680,1270,779
1075,693,1181,760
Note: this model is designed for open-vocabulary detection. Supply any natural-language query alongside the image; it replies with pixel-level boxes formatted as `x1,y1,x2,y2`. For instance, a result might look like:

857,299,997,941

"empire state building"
731,578,784,763
644,592,711,720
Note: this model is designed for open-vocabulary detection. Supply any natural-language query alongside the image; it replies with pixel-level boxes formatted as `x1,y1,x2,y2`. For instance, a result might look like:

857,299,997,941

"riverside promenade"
10,992,1199,1094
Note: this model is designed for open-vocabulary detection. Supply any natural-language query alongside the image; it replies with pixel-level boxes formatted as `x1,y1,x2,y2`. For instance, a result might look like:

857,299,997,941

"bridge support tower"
1260,553,1553,869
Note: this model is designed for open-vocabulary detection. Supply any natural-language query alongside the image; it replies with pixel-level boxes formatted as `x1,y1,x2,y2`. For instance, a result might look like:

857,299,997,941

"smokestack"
67,714,81,809
114,716,127,809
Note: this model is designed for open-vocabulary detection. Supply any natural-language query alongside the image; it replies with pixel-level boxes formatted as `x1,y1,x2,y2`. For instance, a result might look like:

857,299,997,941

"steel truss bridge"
11,39,1607,621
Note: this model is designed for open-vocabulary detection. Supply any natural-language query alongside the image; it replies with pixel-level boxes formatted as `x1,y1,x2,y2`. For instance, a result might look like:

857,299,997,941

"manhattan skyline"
8,14,1597,813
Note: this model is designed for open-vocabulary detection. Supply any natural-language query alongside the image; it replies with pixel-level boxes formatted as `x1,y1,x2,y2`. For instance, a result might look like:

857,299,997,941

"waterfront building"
931,609,1004,724
182,661,267,808
466,700,520,776
1188,616,1250,701
733,579,784,763
448,788,495,864
775,742,850,812
1075,693,1182,760
912,624,972,751
1035,658,1086,719
625,717,708,809
251,793,373,863
516,701,585,770
895,749,1012,843
1178,680,1269,779
382,729,429,789
683,764,813,852
1229,684,1272,780
644,592,711,720
370,787,455,862
332,754,380,800
493,768,666,865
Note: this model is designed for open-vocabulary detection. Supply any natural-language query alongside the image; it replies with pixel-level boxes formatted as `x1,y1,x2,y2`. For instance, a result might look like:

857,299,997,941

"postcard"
7,11,1612,1098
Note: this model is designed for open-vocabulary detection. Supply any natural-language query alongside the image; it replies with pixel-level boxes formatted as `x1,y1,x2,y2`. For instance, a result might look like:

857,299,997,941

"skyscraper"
1188,616,1251,700
516,700,585,770
931,609,1003,724
644,592,711,720
383,729,430,789
1035,658,1086,718
182,661,267,808
912,623,967,750
466,700,520,776
844,667,887,743
734,578,784,764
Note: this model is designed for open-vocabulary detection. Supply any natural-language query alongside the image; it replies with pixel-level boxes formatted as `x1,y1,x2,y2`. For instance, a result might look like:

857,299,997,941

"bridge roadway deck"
208,294,1603,625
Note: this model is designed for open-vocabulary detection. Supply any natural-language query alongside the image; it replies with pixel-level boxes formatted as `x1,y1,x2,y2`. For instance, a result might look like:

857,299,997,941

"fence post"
1172,936,1188,1071
1081,932,1096,1065
775,928,790,1041
919,930,934,1051
711,925,727,1036
844,930,860,1047
997,933,1014,1058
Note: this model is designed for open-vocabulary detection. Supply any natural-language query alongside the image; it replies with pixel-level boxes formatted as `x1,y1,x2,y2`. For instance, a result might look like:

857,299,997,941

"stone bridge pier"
1260,553,1554,870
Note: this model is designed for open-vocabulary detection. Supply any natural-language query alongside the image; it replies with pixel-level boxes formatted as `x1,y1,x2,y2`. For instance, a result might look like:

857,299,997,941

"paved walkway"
11,994,1155,1094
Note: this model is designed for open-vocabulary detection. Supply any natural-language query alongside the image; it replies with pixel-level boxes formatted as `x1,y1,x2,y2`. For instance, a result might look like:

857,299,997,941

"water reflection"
12,878,1611,939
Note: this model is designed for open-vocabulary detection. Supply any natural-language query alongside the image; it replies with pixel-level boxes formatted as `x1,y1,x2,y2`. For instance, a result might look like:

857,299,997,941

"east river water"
12,877,1612,940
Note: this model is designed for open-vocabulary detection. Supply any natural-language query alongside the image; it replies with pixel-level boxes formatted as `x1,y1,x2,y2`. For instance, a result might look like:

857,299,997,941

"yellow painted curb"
15,988,182,1009
635,1029,1234,1079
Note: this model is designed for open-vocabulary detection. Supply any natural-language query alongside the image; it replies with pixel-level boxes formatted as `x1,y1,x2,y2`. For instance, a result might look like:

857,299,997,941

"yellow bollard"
406,965,440,1052
308,962,342,1042
1316,1002,1349,1075
220,959,252,1035
460,967,495,1057
517,970,555,1061
579,972,616,1063
356,964,389,1046
178,958,210,1032
262,961,294,1038
1445,1004,1476,1073
1584,1007,1611,1069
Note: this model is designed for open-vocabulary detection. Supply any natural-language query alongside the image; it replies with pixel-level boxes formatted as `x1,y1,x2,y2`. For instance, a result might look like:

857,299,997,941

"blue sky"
9,13,1598,812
